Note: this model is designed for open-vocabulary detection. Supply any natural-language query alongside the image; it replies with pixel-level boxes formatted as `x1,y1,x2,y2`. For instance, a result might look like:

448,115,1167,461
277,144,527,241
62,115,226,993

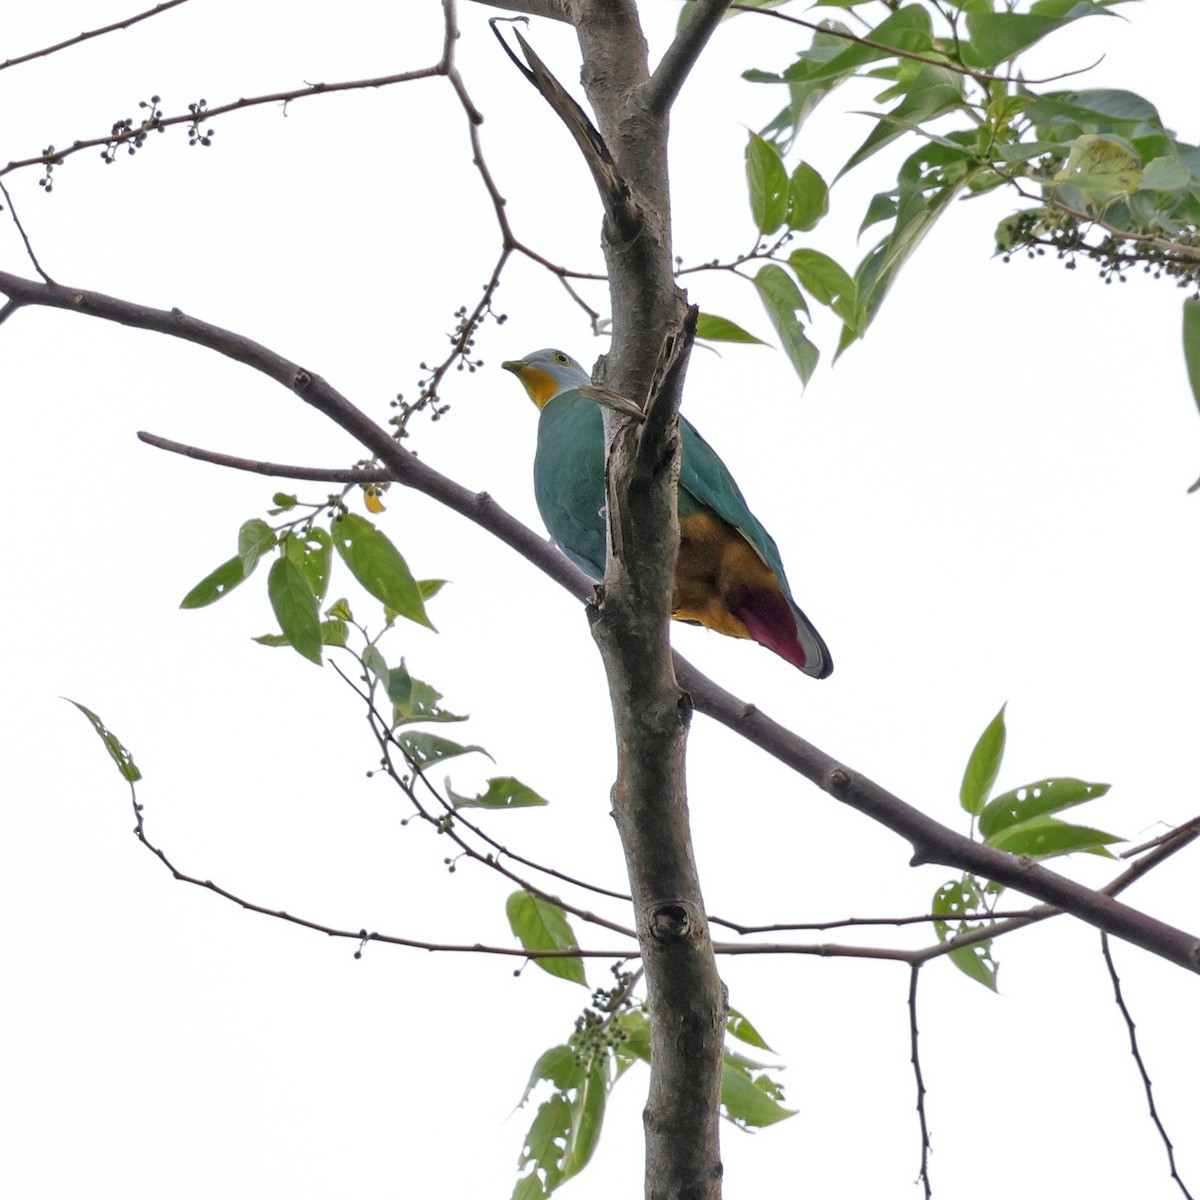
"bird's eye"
553,352,570,364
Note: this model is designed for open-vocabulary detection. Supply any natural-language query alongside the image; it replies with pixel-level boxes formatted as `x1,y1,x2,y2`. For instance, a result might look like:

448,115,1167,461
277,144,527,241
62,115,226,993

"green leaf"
988,815,1122,858
750,31,857,153
514,1094,570,1199
848,144,980,343
331,512,433,630
327,597,354,621
780,6,933,86
727,1007,774,1052
932,876,998,990
786,162,829,232
1140,155,1193,191
180,554,247,609
513,1046,608,1195
721,1054,795,1128
859,190,898,235
979,777,1111,839
838,65,965,179
754,263,819,387
284,527,332,603
1026,88,1160,131
613,1008,651,1073
395,730,490,769
64,699,142,782
948,939,999,991
238,518,276,575
563,1062,607,1179
386,660,466,725
789,248,858,327
962,13,1071,69
520,1045,582,1105
418,578,447,601
271,492,298,510
361,643,388,687
506,891,586,986
449,776,549,810
960,705,1006,815
267,556,322,664
319,618,348,647
1183,299,1200,416
932,875,986,926
251,618,347,649
1052,134,1141,201
695,313,766,345
746,132,789,235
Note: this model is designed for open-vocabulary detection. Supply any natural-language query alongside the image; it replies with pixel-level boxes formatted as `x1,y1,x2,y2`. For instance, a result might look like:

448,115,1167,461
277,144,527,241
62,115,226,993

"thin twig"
909,965,933,1200
728,2,1104,88
136,432,395,482
709,909,1032,936
1100,934,1196,1200
1122,816,1200,861
2,68,447,182
125,774,633,960
334,660,640,941
0,180,53,283
0,0,191,71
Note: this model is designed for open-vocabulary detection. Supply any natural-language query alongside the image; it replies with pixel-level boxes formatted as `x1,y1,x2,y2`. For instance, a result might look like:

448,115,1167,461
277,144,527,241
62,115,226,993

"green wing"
535,395,796,595
677,417,796,600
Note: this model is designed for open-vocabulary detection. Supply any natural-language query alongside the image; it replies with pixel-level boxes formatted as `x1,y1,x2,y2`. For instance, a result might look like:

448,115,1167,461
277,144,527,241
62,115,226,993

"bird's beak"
500,358,527,375
579,384,645,421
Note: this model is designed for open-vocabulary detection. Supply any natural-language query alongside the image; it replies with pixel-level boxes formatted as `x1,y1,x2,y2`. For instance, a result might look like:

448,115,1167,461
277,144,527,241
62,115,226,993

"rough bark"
563,3,731,1195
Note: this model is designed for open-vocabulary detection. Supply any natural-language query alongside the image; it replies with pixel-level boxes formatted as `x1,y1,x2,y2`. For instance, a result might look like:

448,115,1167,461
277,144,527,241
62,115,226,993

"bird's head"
501,348,592,409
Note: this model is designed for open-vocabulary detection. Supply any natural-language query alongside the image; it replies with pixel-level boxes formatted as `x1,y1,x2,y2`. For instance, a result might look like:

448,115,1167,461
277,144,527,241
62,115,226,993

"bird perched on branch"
501,348,832,678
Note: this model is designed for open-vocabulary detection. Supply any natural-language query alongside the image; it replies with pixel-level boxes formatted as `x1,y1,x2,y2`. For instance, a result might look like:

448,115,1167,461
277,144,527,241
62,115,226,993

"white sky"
4,2,1199,1197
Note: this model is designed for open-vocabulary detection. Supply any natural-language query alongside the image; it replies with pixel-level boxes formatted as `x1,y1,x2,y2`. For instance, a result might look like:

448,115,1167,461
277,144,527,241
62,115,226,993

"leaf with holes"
980,777,1110,839
746,132,789,234
65,699,142,782
180,554,248,609
754,264,818,386
448,776,548,810
331,512,432,629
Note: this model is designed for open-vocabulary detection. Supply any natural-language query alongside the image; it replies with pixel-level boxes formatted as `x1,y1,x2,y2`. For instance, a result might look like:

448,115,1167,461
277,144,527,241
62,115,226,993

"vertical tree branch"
563,3,726,1195
645,0,735,116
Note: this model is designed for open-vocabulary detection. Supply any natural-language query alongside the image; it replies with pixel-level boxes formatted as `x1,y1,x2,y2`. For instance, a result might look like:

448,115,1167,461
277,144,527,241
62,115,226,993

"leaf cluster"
935,704,1121,989
506,897,795,1200
693,0,1200,405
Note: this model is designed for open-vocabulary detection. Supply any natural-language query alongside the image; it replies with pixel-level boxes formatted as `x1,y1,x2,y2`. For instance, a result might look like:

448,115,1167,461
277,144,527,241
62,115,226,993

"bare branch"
0,180,53,283
710,908,1032,936
467,0,569,21
2,67,447,183
130,772,632,960
909,966,933,1200
646,0,735,118
4,267,1197,976
0,0,192,72
675,658,1200,974
1101,934,1197,1200
136,432,395,483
